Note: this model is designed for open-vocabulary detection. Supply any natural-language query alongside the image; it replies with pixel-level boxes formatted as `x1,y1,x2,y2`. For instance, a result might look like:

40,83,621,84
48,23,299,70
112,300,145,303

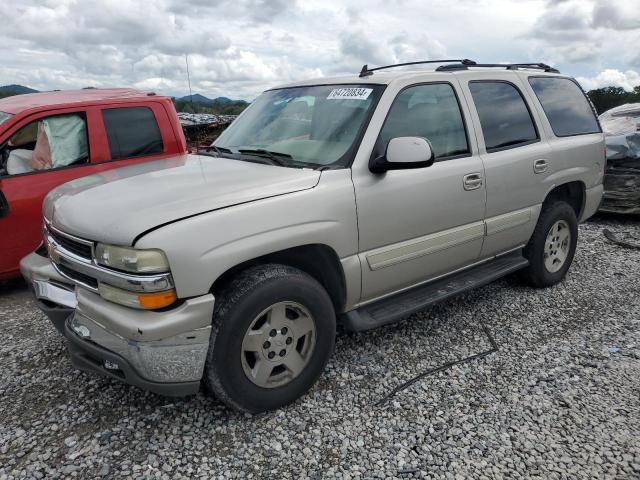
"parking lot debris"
603,228,640,249
375,320,499,407
178,112,236,150
398,466,421,474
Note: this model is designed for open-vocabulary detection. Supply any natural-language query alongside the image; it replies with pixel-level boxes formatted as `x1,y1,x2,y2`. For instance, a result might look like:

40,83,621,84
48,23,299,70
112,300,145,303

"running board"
342,251,528,332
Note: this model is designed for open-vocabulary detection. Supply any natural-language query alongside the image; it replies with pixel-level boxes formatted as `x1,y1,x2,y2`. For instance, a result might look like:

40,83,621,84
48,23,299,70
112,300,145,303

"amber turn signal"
137,290,177,309
98,282,177,310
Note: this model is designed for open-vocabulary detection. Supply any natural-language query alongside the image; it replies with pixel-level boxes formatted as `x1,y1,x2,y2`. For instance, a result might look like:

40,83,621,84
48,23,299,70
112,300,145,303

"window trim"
102,106,165,161
0,111,91,180
468,79,540,154
527,76,603,138
371,81,472,165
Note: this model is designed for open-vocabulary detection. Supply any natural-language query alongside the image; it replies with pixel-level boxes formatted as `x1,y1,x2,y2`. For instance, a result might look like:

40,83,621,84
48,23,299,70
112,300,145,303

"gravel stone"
0,215,639,478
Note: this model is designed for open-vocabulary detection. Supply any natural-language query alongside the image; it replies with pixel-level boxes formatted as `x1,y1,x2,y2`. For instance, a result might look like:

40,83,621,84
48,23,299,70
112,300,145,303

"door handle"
534,159,549,174
463,173,483,191
0,191,8,218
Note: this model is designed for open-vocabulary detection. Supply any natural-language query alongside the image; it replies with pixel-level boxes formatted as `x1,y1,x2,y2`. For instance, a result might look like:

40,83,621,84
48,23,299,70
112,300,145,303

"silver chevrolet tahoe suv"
21,60,605,412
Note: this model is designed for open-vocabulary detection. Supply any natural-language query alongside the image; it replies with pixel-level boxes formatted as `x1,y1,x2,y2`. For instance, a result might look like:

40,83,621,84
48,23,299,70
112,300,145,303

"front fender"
136,170,359,299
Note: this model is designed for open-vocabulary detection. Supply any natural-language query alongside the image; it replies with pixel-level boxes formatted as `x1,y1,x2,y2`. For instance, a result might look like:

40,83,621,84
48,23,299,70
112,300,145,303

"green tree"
587,86,640,114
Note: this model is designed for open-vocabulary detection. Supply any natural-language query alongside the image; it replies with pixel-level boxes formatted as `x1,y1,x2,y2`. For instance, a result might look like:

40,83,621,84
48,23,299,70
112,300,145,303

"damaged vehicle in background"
0,88,187,281
599,103,640,214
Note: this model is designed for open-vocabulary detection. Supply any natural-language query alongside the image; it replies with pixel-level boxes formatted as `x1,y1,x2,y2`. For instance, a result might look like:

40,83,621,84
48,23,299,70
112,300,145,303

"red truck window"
102,107,164,160
1,113,89,177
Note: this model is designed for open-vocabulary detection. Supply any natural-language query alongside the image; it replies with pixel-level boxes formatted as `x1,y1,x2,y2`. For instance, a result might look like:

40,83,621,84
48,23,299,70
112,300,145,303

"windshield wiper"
208,145,233,155
237,148,292,167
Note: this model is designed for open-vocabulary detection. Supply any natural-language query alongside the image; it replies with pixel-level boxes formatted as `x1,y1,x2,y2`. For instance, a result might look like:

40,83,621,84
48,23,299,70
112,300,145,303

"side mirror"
370,136,435,173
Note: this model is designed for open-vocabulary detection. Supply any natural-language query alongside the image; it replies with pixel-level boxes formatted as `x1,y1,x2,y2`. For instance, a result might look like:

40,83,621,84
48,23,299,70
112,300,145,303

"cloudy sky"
1,0,639,100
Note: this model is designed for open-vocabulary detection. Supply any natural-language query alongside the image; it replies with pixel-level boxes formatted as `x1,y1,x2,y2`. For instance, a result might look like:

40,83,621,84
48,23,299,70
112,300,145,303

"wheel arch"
211,244,348,314
543,180,586,220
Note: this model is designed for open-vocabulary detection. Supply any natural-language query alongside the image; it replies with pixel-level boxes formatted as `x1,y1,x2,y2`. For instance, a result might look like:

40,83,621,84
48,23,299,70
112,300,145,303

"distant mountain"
178,93,214,104
0,84,39,95
177,93,248,105
213,96,237,105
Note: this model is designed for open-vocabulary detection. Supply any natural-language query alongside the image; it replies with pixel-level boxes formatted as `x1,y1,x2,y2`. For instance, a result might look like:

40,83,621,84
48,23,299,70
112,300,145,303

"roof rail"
436,62,560,73
359,59,477,77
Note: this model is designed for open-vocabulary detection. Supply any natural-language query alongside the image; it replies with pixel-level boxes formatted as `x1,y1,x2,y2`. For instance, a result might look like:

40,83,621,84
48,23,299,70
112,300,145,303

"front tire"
204,264,336,413
520,201,578,288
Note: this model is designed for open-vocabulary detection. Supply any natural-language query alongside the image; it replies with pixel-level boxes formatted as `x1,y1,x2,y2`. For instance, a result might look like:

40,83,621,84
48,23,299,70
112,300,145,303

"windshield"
213,84,383,168
0,111,12,127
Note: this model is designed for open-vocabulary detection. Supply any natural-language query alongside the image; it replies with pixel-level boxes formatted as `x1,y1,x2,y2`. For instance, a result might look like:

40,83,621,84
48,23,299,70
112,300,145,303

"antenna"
185,54,195,112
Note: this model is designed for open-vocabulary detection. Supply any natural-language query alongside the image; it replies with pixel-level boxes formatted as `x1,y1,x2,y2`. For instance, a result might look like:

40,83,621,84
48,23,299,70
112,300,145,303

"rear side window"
469,81,538,152
102,107,163,160
528,77,601,137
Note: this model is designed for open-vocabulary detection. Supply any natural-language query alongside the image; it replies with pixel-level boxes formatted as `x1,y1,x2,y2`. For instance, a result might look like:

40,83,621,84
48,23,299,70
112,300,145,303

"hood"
45,154,321,245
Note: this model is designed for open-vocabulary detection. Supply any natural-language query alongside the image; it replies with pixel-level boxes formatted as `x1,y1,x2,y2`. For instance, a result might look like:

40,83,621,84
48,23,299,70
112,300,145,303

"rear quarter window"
102,107,164,160
528,77,601,137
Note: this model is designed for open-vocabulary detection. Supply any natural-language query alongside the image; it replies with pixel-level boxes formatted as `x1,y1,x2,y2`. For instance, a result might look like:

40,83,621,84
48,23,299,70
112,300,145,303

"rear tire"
520,201,578,288
204,264,335,413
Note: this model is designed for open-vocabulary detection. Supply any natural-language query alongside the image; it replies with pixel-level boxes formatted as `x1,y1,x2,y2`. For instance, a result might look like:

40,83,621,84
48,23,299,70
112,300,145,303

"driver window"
1,113,89,177
378,83,469,160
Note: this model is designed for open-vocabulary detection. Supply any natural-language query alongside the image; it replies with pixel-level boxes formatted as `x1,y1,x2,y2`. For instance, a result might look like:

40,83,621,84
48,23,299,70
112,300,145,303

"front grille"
58,264,98,289
49,229,92,259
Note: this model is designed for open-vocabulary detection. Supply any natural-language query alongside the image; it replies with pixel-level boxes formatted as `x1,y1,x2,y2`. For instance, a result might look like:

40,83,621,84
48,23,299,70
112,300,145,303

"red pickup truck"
0,88,187,280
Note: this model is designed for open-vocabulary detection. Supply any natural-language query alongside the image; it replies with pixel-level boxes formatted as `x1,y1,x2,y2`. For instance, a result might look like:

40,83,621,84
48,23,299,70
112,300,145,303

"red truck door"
0,101,183,280
0,108,101,279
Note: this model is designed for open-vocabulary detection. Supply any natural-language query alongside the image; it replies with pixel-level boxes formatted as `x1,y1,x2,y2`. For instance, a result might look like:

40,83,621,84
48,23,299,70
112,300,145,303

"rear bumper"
20,252,76,334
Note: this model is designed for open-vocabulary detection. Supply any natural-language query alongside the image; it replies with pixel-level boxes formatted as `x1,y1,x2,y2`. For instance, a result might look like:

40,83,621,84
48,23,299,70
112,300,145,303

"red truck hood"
44,154,321,245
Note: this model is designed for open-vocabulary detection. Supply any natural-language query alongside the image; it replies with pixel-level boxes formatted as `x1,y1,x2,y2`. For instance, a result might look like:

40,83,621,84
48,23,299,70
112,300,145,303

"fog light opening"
104,360,120,370
73,325,91,338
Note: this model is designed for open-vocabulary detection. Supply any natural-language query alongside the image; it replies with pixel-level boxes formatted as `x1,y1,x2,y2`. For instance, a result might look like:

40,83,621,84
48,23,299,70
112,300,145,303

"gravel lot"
1,215,639,479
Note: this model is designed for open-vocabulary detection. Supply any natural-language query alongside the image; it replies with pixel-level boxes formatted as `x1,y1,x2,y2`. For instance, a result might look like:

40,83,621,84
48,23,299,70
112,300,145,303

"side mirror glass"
370,136,435,173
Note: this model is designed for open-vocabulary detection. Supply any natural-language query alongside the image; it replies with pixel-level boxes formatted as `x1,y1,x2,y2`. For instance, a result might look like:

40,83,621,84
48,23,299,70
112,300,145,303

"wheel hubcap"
240,301,316,388
544,220,571,273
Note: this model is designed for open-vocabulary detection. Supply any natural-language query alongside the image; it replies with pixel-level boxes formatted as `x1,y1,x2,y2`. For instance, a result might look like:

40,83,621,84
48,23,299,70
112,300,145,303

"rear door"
89,103,182,173
459,77,553,258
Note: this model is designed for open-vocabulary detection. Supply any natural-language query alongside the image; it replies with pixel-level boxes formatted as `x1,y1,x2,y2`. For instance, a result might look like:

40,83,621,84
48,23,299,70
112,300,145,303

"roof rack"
358,60,560,77
359,59,477,77
436,62,560,73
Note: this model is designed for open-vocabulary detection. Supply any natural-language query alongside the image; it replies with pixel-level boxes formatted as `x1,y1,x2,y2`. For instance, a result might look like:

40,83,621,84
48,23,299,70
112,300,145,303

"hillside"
0,84,39,99
173,93,249,115
0,84,39,95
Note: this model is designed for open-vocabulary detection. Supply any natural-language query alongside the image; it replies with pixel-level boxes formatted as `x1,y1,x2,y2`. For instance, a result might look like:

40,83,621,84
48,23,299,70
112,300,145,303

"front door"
0,110,92,279
351,81,486,302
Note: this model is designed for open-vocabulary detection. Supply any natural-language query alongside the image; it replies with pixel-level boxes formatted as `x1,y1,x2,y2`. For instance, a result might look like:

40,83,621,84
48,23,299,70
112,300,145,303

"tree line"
586,86,640,115
172,98,248,116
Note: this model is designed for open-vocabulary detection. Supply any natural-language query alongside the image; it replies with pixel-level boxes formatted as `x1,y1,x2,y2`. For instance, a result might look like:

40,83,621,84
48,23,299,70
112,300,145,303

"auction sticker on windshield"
327,88,373,100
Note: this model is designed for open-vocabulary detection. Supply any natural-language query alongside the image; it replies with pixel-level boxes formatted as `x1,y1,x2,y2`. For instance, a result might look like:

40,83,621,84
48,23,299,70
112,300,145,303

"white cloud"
576,69,640,91
0,0,639,100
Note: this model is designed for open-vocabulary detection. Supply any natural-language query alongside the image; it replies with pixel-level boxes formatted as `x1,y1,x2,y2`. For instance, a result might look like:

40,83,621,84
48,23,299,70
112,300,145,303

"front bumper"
66,288,215,393
65,319,201,397
20,252,76,334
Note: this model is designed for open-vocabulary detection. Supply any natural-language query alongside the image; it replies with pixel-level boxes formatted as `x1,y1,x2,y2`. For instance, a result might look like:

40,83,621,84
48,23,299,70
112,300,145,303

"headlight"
94,243,170,273
98,282,177,310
